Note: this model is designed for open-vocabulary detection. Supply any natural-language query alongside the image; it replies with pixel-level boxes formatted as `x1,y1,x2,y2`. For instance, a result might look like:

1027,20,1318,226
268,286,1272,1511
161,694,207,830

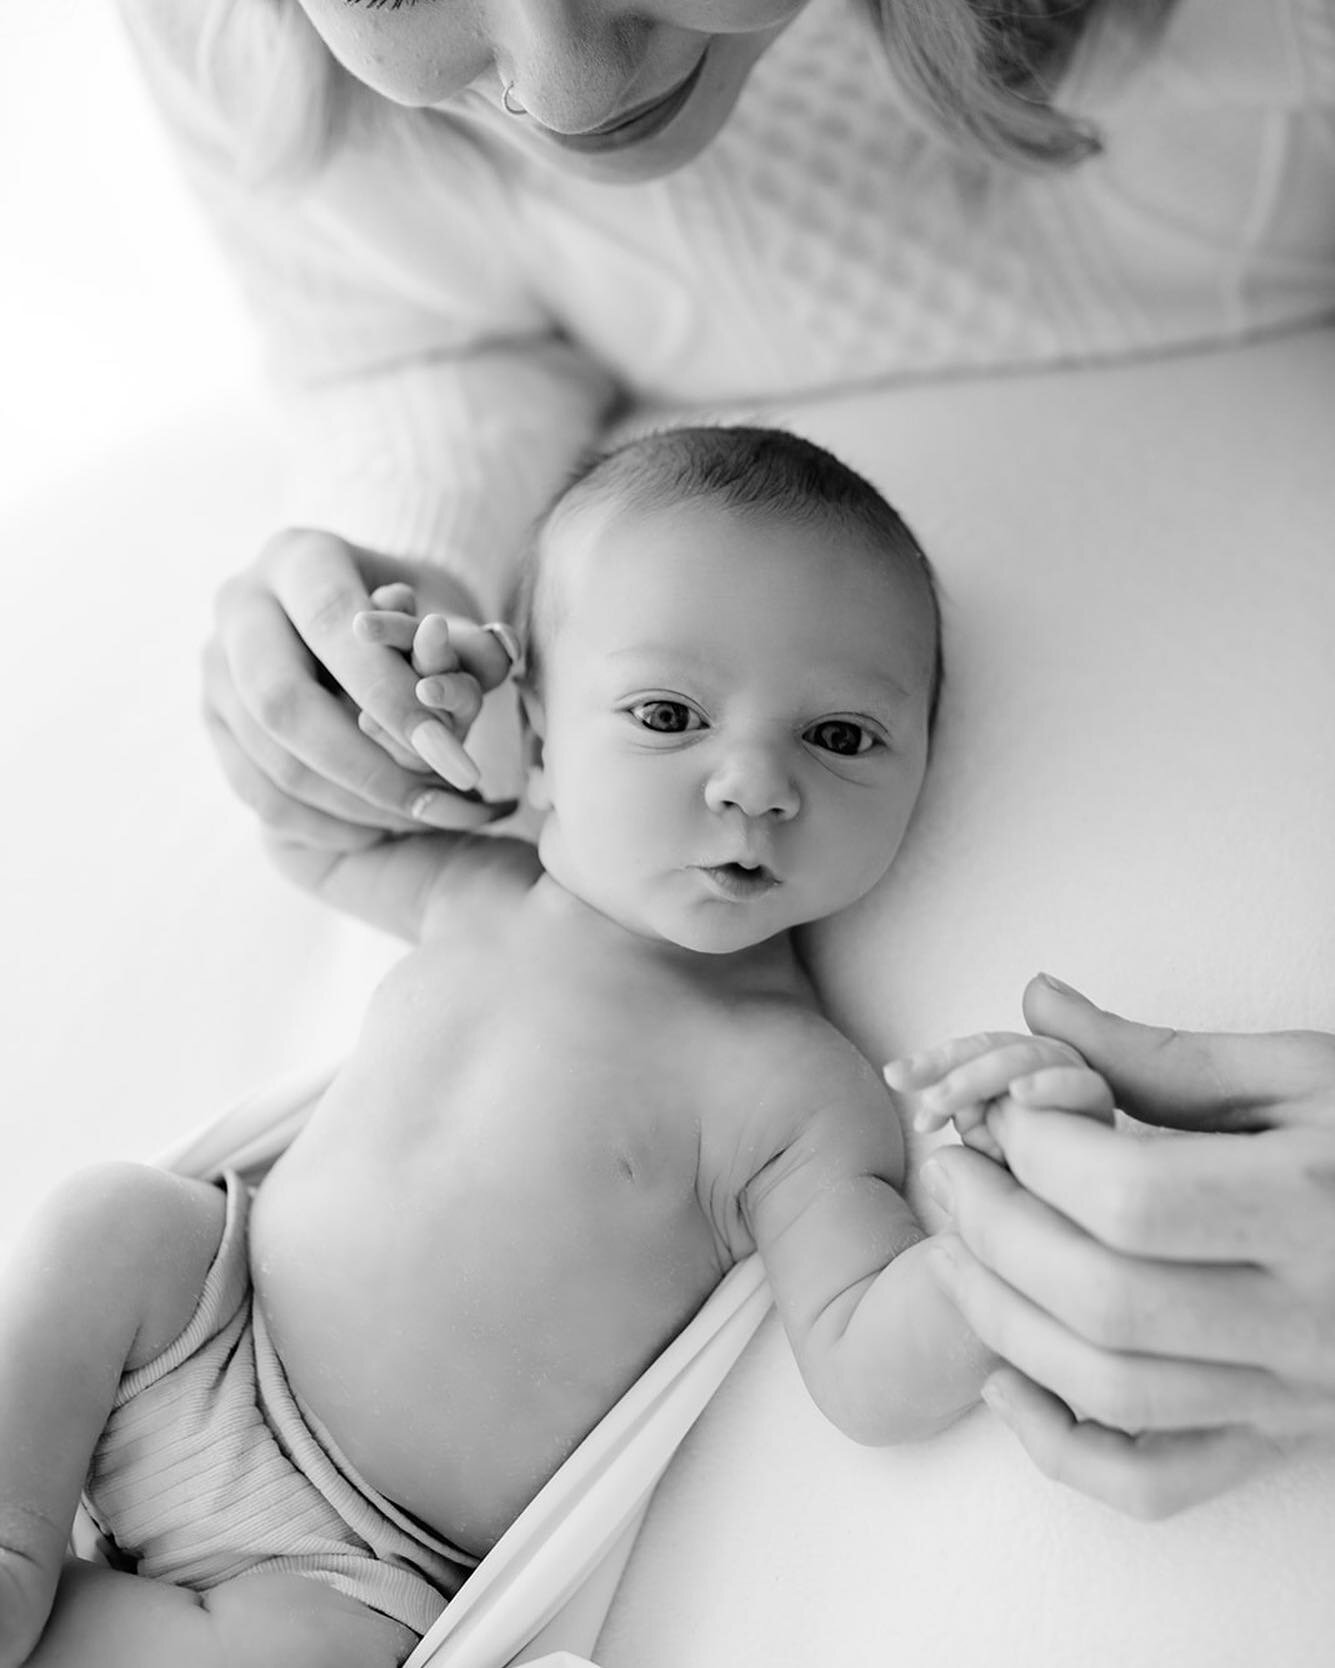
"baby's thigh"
29,1561,418,1668
204,1572,419,1668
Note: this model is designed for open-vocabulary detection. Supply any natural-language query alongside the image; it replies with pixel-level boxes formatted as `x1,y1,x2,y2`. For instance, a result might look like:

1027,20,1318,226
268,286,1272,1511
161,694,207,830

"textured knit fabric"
118,0,1335,609
82,1171,476,1637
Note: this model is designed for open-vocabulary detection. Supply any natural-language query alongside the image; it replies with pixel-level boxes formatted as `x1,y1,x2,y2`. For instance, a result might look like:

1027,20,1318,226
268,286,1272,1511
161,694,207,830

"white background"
1,0,255,510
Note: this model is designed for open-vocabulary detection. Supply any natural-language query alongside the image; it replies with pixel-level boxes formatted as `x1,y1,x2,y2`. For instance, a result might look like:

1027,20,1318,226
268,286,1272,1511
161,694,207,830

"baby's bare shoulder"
695,997,898,1244
715,993,883,1105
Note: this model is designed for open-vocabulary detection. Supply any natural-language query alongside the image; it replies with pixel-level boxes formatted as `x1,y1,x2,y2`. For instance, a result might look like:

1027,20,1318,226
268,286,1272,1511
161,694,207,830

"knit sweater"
120,0,1335,610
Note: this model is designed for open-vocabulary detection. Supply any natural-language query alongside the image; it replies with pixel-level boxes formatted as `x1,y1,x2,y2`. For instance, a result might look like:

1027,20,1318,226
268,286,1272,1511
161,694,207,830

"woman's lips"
542,54,708,153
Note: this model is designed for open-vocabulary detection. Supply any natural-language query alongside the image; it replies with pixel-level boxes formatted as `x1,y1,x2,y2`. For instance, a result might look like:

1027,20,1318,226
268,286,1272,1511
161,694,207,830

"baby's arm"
265,823,541,944
742,1040,994,1445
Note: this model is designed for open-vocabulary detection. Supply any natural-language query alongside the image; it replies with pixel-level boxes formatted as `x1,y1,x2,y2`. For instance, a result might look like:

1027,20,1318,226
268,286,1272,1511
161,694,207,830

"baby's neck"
529,870,804,993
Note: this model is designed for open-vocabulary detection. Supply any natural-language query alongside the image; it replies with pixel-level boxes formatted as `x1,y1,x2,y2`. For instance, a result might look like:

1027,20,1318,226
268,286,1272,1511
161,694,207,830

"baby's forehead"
541,489,932,631
533,489,939,700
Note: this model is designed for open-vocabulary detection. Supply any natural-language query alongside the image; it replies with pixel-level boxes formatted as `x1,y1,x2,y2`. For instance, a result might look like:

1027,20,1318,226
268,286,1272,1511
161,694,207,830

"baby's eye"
629,699,702,734
805,718,878,757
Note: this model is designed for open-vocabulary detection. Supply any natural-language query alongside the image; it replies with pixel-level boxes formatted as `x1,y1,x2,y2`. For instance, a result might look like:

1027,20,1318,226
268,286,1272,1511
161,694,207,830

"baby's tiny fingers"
354,609,420,651
416,672,483,728
368,583,417,613
412,613,460,677
920,1039,1086,1118
885,1031,1024,1093
1009,1066,1116,1120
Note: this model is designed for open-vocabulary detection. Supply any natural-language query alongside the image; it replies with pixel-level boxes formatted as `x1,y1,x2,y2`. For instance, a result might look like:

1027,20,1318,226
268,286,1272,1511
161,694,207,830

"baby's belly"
249,1073,725,1555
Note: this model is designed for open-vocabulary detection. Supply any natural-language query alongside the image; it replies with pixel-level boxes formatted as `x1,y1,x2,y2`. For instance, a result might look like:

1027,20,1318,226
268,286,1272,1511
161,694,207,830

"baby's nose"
703,744,800,820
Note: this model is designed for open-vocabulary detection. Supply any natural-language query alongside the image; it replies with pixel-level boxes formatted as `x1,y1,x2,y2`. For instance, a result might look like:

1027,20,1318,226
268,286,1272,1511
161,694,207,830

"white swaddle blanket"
157,1069,773,1668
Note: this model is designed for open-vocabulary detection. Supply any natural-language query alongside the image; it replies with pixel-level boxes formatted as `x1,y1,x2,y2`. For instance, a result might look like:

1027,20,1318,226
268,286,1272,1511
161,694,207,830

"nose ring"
501,82,527,117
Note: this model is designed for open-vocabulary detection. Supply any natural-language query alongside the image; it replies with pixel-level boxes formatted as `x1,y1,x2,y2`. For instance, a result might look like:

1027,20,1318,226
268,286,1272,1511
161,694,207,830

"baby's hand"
352,585,505,789
883,1032,1114,1161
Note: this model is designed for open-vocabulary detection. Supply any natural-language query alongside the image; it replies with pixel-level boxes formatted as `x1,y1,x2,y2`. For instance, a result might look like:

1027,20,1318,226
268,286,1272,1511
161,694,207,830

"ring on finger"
482,620,524,675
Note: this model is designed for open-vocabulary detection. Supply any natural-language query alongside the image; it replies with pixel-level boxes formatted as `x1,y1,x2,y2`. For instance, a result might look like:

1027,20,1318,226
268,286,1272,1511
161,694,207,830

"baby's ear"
515,679,551,810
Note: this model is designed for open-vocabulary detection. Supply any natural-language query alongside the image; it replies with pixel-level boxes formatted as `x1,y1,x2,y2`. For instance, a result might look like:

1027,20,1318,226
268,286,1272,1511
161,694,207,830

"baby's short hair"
509,424,944,730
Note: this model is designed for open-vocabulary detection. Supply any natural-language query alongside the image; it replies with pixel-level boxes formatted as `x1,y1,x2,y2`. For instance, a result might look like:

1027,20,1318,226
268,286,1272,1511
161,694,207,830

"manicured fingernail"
920,1161,953,1212
411,721,480,790
882,1058,910,1088
411,791,462,827
1038,971,1079,996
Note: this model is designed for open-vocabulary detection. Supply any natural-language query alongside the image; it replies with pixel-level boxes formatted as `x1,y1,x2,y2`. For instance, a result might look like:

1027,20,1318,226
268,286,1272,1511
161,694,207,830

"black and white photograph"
2,3,1334,1665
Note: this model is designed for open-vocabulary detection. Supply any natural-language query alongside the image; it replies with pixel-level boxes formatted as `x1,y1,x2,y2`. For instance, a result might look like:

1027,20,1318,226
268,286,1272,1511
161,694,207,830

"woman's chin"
455,26,785,186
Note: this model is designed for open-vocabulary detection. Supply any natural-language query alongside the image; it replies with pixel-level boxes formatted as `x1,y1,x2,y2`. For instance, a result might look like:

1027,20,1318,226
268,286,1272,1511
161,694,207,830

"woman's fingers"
926,1225,1327,1437
1023,975,1335,1132
1008,1066,1115,1118
987,1100,1335,1265
263,532,479,790
981,1367,1284,1520
925,1144,1320,1377
357,709,429,772
204,705,397,852
208,587,497,830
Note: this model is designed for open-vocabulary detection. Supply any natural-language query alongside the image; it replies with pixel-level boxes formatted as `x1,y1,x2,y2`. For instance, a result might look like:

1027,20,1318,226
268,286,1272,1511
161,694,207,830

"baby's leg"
0,1163,227,1666
23,1562,416,1668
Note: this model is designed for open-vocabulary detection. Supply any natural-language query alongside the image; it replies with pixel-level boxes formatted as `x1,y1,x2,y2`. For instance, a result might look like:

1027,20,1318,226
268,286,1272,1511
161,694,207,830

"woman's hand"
913,974,1335,1518
203,529,517,849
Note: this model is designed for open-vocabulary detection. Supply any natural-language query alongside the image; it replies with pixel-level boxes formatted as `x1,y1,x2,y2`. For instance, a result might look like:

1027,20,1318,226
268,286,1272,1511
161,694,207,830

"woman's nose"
497,1,650,130
703,742,801,821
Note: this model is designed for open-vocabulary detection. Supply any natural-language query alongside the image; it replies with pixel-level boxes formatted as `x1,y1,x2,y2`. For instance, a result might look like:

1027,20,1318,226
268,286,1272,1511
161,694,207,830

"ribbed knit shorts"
81,1171,476,1637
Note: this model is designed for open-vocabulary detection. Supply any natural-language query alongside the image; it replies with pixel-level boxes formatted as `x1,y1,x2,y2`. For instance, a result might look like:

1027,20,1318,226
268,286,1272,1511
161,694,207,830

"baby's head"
509,424,942,954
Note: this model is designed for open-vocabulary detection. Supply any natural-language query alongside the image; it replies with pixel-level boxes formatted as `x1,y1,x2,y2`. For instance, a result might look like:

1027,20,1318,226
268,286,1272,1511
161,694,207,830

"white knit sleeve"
116,0,619,615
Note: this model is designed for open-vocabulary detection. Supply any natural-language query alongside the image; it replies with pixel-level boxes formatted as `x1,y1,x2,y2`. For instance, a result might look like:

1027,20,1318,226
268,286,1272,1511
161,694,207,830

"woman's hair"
509,424,945,732
860,0,1177,169
193,0,351,185
196,0,1177,183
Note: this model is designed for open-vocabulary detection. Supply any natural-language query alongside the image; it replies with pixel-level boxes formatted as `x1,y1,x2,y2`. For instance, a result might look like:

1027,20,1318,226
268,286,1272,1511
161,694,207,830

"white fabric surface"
600,329,1335,1667
3,326,1333,1664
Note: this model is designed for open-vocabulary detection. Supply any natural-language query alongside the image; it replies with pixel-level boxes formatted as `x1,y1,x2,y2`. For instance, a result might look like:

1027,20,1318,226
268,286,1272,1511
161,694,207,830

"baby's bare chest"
351,938,731,1181
250,936,760,1545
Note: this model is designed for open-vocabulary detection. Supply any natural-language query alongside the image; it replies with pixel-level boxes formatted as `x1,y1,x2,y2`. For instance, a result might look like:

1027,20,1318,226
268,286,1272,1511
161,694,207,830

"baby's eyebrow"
604,644,710,666
856,671,915,707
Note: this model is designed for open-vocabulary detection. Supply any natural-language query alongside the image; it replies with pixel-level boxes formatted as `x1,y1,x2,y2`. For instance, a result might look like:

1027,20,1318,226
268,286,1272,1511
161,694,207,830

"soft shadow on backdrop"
0,3,401,1254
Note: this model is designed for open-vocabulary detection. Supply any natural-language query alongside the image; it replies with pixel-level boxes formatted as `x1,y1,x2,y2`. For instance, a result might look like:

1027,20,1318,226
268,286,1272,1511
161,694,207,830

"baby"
0,426,1106,1668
